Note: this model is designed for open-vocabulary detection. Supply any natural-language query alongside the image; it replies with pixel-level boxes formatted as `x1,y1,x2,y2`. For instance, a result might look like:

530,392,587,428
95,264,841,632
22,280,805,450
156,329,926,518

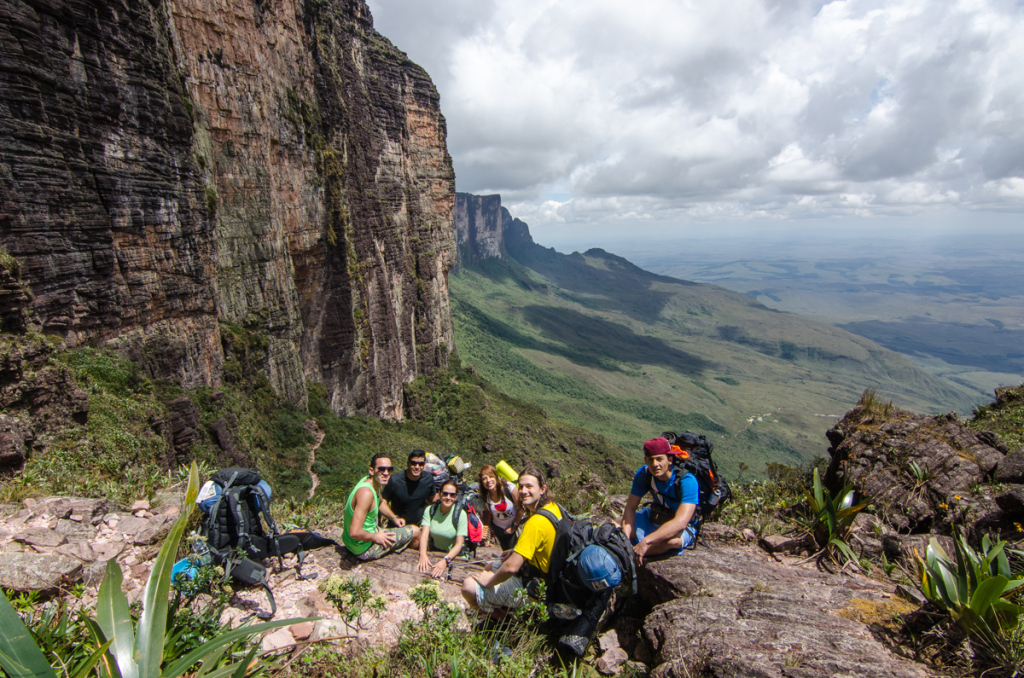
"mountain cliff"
454,192,508,266
0,0,454,419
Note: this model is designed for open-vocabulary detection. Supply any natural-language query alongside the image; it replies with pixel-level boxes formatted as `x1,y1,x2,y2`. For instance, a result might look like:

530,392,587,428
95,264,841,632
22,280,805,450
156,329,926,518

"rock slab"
639,545,933,678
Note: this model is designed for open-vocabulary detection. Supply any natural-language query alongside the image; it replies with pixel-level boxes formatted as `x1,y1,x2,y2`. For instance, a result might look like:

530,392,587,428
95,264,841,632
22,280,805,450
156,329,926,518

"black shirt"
382,472,435,526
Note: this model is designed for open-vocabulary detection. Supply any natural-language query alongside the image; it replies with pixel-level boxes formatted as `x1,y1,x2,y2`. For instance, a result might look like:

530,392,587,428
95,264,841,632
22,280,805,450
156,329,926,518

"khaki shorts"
475,575,529,613
357,526,415,561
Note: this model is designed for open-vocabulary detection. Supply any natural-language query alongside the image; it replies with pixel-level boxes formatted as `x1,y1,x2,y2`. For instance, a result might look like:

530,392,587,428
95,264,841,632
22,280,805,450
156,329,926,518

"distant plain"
600,229,1024,401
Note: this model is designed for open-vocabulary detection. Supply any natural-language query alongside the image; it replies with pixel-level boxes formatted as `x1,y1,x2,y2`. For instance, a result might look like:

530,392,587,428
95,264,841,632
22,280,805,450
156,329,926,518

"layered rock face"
0,0,454,418
822,394,1024,546
454,192,509,265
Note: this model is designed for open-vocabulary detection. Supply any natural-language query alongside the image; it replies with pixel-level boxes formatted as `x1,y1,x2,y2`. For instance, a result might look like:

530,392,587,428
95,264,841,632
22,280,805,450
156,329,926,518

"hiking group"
193,430,728,654
338,431,729,655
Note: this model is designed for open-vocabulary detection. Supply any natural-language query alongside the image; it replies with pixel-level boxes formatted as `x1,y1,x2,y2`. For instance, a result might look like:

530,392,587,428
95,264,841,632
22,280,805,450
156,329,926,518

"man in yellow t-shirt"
461,468,561,613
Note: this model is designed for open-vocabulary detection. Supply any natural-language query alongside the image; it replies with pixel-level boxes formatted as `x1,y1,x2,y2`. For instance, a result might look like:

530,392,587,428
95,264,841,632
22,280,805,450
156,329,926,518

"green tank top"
342,476,379,555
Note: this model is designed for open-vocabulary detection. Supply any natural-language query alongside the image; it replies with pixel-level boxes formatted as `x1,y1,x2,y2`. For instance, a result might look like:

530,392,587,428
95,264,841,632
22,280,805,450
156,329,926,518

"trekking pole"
443,558,493,582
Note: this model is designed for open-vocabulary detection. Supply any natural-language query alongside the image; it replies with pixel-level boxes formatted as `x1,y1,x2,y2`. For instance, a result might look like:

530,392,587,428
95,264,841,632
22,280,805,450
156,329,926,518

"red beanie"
643,438,671,456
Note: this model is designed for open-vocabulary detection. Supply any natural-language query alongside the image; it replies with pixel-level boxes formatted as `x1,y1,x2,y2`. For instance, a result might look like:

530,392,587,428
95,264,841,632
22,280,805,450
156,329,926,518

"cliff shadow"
520,305,709,376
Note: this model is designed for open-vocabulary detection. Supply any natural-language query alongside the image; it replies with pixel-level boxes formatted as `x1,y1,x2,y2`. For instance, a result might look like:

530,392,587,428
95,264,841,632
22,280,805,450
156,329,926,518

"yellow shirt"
513,503,563,574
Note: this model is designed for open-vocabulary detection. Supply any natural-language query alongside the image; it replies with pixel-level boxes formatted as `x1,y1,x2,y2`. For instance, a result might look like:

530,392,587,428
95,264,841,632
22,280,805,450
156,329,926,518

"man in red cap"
621,437,699,564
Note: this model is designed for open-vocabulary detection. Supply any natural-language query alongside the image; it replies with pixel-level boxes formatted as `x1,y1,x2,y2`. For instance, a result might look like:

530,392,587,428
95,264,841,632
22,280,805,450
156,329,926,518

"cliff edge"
0,0,454,419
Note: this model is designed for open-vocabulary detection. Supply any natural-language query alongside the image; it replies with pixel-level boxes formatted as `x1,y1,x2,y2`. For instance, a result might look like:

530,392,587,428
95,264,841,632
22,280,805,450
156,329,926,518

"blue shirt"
630,466,699,513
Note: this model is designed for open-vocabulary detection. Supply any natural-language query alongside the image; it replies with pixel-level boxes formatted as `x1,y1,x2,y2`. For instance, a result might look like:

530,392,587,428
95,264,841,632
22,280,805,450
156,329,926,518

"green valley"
450,225,981,478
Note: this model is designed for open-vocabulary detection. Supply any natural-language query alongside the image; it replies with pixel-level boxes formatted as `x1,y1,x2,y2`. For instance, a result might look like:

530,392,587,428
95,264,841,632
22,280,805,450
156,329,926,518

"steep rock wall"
0,0,454,418
454,192,507,266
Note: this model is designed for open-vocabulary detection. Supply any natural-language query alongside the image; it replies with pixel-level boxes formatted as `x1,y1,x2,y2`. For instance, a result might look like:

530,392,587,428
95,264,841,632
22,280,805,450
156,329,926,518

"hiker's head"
643,438,674,481
517,468,549,511
369,453,393,482
478,465,501,495
439,480,459,510
407,449,426,479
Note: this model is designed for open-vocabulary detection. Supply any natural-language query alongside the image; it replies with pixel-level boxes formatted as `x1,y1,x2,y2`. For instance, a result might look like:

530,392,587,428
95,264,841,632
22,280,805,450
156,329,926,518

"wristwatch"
444,556,452,564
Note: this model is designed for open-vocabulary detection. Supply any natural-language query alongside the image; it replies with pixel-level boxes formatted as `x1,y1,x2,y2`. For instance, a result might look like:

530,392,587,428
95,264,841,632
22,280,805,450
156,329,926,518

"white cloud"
367,0,1024,238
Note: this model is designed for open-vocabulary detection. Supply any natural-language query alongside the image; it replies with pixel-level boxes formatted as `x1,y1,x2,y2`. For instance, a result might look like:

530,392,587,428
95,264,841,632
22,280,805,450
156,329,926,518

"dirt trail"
305,420,325,500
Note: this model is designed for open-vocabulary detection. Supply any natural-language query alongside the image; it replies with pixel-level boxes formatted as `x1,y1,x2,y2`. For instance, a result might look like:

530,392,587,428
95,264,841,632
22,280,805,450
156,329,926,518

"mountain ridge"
451,193,980,474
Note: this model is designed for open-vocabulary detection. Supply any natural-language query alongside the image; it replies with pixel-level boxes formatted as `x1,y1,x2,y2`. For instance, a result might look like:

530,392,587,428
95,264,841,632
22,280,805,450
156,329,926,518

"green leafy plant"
908,460,935,486
0,463,312,678
915,530,1024,660
319,575,386,627
799,467,869,567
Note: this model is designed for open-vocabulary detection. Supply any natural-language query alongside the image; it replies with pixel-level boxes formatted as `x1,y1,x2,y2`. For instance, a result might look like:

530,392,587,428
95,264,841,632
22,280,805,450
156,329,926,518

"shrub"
916,530,1024,669
798,467,869,567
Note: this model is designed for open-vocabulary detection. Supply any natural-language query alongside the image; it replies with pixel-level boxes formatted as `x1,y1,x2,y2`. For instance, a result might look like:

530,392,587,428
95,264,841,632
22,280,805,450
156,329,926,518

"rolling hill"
449,210,981,477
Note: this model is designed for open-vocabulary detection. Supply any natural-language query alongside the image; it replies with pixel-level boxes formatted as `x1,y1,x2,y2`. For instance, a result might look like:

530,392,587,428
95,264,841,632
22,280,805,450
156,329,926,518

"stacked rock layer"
0,0,455,419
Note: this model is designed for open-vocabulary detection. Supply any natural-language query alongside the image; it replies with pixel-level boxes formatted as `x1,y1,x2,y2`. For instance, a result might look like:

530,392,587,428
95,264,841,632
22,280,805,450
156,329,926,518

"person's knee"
461,578,479,607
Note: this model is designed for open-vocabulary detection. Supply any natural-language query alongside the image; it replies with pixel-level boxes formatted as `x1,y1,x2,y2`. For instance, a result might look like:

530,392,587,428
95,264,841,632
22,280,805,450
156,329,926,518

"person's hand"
503,526,515,535
373,530,396,548
431,559,448,579
633,539,650,565
392,516,406,528
418,554,431,574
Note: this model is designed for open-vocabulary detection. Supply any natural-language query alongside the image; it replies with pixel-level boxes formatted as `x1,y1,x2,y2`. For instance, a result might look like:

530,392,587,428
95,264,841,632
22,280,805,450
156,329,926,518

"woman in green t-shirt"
417,480,468,579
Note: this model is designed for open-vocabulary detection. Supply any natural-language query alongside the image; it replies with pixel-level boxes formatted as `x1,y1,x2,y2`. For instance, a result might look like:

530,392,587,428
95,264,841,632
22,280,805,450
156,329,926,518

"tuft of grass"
0,246,21,279
968,383,1024,451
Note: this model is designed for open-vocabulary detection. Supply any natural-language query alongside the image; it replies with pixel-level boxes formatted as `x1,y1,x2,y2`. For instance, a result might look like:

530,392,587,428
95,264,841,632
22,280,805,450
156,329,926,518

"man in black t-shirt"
381,450,437,532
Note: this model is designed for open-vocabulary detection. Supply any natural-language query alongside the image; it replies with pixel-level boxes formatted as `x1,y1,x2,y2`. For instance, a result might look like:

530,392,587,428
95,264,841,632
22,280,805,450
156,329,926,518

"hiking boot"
558,634,589,657
550,603,581,620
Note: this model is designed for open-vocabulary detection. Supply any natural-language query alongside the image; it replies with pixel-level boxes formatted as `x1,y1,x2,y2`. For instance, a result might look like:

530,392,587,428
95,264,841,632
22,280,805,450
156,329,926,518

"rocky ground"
0,490,948,677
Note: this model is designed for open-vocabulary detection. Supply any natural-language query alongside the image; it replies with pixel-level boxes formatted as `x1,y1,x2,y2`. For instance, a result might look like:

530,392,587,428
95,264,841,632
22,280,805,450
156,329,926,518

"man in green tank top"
343,452,417,560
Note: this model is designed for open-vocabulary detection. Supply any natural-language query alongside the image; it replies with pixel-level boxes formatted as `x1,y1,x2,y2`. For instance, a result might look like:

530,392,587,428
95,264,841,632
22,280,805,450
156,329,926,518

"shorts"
631,507,695,555
474,575,529,613
356,526,416,561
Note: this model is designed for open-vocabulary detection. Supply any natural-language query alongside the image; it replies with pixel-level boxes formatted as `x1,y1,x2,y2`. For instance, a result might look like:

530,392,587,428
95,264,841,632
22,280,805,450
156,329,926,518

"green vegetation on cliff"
0,329,632,507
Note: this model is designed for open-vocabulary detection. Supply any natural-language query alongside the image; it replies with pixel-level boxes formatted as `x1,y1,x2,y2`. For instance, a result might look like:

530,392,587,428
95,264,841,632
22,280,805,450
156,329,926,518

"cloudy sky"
366,0,1024,246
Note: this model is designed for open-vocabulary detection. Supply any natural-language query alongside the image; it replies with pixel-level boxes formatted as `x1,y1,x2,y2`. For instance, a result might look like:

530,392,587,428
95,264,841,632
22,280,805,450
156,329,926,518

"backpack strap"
450,502,462,532
643,467,683,506
226,557,277,620
205,469,240,557
249,483,284,567
532,504,573,604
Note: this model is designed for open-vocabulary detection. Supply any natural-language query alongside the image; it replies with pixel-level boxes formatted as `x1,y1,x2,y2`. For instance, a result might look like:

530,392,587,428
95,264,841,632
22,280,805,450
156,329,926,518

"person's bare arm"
432,535,466,578
379,498,404,527
418,524,432,573
621,493,642,541
348,487,394,547
633,502,695,564
485,551,525,588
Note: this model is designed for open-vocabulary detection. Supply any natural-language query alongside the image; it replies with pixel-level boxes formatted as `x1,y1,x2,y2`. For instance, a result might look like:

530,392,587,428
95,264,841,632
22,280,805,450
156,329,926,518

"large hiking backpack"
199,468,329,618
657,431,731,521
428,496,485,556
530,505,636,657
533,504,637,608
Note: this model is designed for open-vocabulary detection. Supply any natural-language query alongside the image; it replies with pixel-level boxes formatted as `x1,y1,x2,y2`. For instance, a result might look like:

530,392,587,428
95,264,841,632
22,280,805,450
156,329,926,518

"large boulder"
639,546,931,677
0,553,83,592
823,403,1012,540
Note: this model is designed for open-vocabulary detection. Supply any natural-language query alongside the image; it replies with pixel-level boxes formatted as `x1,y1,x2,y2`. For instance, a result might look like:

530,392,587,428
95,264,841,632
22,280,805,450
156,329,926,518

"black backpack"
533,504,637,609
654,431,731,523
201,468,327,618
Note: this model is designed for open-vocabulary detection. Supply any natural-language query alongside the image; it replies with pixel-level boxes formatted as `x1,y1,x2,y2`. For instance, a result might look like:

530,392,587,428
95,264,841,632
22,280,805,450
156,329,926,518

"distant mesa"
455,192,539,268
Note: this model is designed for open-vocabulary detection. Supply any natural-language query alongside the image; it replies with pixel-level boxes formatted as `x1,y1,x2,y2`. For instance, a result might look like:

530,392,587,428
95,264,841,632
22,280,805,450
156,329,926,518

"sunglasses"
375,466,394,474
408,461,425,467
440,491,458,497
